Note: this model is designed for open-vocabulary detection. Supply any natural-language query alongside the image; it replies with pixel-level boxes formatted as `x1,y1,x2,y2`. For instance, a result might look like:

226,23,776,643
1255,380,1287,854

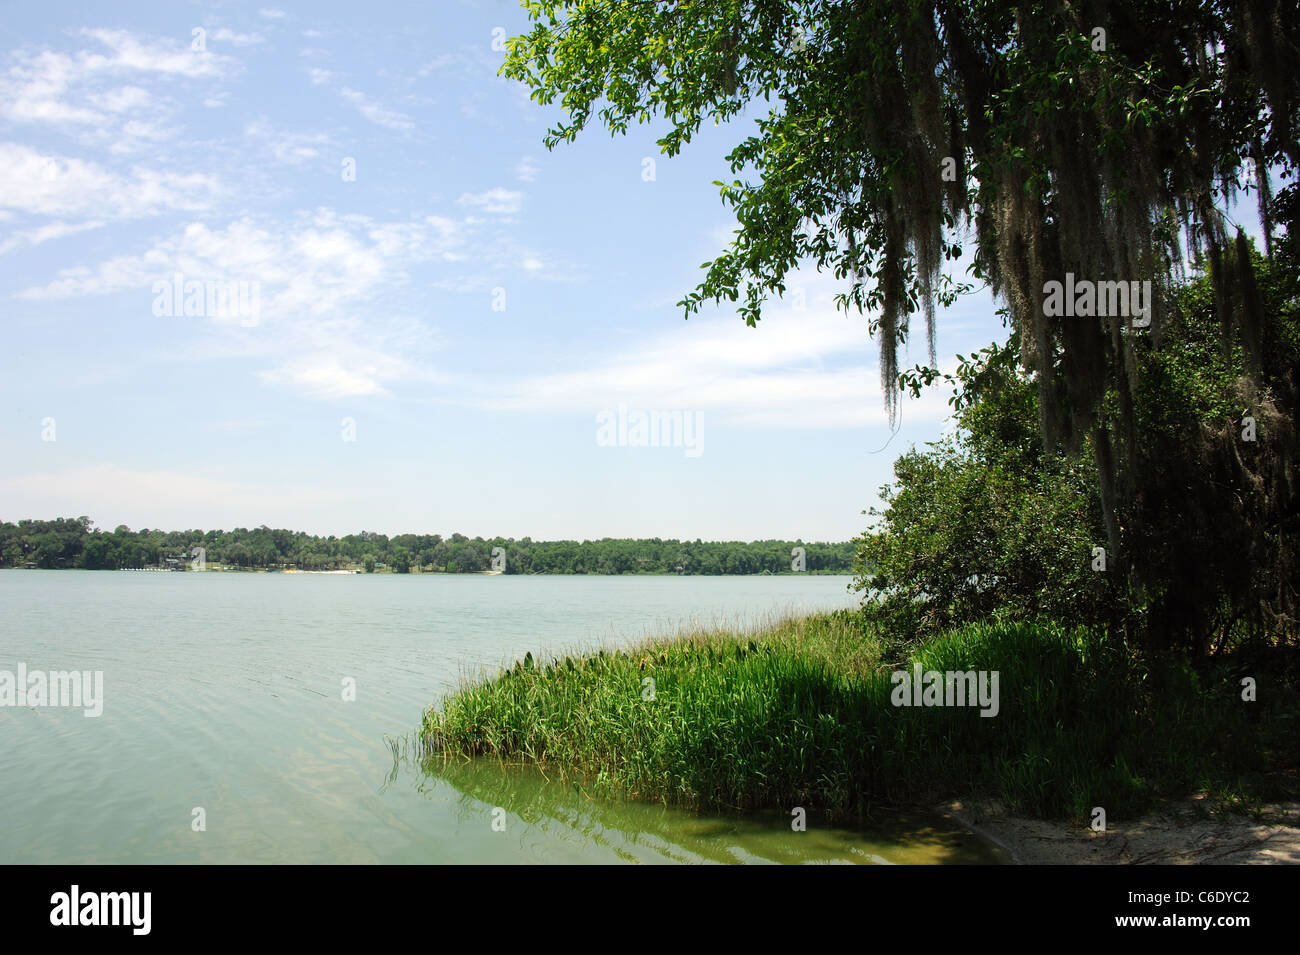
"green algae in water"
421,757,1009,865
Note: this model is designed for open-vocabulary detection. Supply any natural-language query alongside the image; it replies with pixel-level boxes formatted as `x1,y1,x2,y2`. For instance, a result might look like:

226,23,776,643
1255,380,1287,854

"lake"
0,571,1003,864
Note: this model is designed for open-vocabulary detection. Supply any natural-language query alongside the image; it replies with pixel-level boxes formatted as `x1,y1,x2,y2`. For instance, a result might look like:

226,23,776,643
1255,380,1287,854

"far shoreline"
0,565,857,577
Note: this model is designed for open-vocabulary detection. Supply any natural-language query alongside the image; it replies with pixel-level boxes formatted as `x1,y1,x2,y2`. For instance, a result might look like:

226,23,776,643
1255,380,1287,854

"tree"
32,531,64,568
1123,243,1298,653
856,335,1115,637
82,534,119,570
501,0,1299,646
862,249,1298,652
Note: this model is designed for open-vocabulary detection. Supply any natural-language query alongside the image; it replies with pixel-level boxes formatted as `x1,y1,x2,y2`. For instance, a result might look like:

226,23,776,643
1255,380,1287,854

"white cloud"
260,356,385,398
465,281,956,430
110,119,170,154
19,210,456,304
456,187,522,215
416,52,472,78
338,86,414,131
415,47,501,80
516,156,539,182
0,143,220,221
244,118,332,165
88,84,150,113
306,68,414,131
16,210,457,399
256,349,430,399
77,28,227,79
259,8,288,19
0,218,105,256
211,28,265,47
0,28,233,154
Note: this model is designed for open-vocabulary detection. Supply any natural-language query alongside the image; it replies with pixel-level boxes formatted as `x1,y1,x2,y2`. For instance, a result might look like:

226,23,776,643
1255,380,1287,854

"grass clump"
422,611,1286,823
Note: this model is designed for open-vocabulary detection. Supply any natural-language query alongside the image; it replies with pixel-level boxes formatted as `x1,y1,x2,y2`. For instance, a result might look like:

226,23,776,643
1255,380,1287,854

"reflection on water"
406,749,1009,865
3,572,1006,863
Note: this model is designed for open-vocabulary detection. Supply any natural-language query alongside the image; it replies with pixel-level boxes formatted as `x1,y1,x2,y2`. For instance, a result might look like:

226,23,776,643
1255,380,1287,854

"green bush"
855,337,1119,639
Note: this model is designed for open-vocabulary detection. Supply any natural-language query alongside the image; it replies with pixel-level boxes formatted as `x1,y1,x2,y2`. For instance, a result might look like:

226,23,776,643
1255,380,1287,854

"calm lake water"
0,571,1003,864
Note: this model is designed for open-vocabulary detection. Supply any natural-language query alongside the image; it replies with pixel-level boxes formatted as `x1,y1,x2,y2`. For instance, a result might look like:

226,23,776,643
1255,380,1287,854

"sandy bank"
942,797,1300,864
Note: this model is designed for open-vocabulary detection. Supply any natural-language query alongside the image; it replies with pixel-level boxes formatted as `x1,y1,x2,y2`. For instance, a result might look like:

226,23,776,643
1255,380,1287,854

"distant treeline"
0,517,855,575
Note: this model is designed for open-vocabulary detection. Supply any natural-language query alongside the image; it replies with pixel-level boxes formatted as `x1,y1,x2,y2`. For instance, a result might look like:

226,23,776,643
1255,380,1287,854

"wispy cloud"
305,67,414,131
0,218,105,256
210,28,265,47
457,187,522,215
257,347,441,399
0,28,230,128
463,283,955,430
0,143,221,222
0,27,239,155
244,118,333,165
338,86,414,131
16,209,461,398
19,209,458,303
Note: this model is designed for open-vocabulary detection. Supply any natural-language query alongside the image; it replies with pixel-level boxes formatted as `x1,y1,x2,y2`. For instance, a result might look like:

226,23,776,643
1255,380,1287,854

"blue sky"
1,1,1256,542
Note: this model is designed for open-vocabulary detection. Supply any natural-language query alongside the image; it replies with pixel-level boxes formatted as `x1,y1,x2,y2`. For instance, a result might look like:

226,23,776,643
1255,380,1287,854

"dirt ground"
941,796,1300,865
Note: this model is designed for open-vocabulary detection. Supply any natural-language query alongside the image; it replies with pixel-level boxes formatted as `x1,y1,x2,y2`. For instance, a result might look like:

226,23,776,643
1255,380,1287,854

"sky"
0,1,1260,542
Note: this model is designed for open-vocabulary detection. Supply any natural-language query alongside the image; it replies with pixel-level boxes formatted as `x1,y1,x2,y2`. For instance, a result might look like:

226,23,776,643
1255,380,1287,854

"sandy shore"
942,796,1300,864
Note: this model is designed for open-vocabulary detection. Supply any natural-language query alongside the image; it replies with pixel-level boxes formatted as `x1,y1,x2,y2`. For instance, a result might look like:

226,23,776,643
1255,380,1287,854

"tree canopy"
858,247,1299,653
503,0,1299,647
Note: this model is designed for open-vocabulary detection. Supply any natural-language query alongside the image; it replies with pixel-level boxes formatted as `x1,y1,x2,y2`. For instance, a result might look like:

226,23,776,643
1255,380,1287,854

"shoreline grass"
421,611,1294,824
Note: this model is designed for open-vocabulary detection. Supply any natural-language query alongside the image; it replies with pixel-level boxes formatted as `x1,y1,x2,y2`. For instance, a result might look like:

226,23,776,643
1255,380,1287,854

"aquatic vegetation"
424,612,1282,822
